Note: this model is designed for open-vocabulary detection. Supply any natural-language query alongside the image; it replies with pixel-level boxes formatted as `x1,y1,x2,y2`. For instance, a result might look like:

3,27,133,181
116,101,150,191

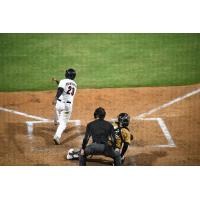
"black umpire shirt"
82,119,115,149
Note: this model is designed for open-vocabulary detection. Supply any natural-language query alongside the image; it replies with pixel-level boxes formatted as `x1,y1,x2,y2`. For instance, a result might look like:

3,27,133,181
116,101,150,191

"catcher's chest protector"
113,123,123,141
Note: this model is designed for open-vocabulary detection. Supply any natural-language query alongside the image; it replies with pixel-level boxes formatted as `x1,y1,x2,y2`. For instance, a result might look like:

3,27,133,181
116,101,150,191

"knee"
114,151,121,158
84,147,90,156
59,122,67,130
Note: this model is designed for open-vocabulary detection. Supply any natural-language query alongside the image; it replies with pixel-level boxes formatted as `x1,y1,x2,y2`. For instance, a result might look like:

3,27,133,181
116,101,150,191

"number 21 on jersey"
66,85,75,96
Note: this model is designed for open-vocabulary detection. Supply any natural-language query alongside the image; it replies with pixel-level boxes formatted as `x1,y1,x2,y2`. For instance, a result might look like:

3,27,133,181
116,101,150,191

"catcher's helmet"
118,113,130,127
94,107,106,119
65,68,76,80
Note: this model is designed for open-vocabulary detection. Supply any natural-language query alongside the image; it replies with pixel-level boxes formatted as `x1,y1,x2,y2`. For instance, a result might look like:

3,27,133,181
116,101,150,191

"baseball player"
112,113,133,163
52,68,77,145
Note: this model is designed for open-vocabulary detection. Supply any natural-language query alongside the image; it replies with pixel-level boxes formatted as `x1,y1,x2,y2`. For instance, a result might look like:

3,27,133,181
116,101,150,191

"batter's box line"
26,120,81,137
132,87,200,148
134,117,176,148
111,117,176,148
0,106,81,137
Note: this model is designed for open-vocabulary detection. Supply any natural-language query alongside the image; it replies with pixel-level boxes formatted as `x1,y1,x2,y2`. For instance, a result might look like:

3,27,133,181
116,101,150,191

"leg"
104,146,121,166
79,154,87,166
85,143,105,155
54,108,59,125
79,144,105,166
54,110,71,144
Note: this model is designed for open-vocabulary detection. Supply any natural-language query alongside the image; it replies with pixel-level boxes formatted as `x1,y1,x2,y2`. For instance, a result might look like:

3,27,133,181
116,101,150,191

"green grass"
0,33,200,91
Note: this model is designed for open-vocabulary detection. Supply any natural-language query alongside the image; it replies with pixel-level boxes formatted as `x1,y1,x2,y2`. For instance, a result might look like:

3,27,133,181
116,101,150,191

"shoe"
53,136,61,145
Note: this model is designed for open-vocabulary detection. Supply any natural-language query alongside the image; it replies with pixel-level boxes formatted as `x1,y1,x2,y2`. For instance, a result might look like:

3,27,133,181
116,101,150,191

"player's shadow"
62,126,85,145
6,123,26,154
124,151,167,166
3,123,36,165
33,125,85,147
67,157,113,166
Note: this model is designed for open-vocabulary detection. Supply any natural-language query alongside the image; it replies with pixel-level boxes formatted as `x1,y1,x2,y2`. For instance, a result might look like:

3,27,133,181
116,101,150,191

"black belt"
57,99,71,104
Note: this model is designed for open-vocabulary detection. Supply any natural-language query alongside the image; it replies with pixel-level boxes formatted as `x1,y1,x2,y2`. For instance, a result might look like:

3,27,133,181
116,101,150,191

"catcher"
112,113,134,163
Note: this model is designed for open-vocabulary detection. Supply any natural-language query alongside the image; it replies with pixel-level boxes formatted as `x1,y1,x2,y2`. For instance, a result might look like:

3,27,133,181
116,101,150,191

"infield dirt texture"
0,34,200,165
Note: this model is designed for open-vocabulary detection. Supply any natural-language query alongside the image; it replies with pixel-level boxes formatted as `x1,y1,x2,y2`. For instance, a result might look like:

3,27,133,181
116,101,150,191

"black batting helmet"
94,107,106,119
65,68,76,80
118,113,130,127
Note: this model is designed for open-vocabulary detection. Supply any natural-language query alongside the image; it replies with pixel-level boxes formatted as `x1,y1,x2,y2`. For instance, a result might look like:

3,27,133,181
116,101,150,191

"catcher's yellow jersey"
112,122,132,149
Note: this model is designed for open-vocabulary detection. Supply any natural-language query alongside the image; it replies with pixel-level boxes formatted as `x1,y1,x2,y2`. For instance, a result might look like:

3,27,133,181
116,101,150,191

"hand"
52,77,56,82
130,134,134,141
52,77,59,85
52,98,56,105
121,156,125,164
80,149,85,155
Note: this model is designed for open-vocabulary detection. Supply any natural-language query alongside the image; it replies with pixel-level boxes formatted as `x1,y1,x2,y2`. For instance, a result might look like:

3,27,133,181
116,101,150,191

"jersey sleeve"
121,128,131,144
58,80,66,89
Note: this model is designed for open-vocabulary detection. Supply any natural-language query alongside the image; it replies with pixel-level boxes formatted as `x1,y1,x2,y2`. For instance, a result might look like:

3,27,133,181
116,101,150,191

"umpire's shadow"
86,157,113,166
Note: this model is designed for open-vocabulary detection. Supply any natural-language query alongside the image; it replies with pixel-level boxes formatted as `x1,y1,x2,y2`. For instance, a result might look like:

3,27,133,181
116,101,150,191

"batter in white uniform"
53,68,77,145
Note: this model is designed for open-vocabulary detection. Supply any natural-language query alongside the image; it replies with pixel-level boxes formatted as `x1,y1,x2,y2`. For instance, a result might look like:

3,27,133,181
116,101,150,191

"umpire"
79,107,121,166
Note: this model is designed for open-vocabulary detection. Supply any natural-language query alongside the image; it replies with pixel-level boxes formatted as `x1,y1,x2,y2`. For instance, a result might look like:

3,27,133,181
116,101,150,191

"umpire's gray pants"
79,143,121,166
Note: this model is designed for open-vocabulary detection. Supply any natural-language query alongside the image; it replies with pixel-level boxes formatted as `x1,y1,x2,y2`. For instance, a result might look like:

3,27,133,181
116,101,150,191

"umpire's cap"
94,107,106,119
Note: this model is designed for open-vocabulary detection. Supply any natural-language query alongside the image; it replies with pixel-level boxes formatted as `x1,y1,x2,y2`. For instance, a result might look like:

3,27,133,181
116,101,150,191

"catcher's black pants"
79,143,121,166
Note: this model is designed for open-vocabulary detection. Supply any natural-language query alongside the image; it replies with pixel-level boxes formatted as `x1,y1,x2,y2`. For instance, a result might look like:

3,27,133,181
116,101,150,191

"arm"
110,125,116,149
81,125,91,150
120,128,131,157
120,142,129,157
55,87,64,99
52,87,64,105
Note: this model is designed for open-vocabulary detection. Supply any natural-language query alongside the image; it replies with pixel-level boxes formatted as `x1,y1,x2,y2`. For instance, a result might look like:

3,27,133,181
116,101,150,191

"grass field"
0,33,200,91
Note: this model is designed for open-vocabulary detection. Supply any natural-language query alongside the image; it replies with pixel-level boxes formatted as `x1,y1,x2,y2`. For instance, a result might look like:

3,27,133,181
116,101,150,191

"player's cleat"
53,136,61,145
66,148,80,160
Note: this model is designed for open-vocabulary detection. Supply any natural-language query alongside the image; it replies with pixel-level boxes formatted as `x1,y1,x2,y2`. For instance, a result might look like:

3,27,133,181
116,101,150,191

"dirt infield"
0,84,200,166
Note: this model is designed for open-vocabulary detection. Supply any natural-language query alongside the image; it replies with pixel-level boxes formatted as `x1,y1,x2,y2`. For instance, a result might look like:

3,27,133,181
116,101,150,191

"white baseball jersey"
57,78,77,107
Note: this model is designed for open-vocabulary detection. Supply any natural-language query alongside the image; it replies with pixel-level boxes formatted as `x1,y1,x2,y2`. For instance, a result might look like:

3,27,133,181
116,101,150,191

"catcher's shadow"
124,150,167,166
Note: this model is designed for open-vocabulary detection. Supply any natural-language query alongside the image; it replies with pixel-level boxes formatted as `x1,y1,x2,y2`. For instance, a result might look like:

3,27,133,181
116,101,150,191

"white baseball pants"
54,101,72,139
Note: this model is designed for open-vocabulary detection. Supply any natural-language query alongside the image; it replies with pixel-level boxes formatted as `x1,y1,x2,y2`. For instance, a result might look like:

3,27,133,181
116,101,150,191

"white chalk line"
136,88,200,119
136,117,176,147
0,106,49,121
0,106,81,136
26,120,81,136
132,87,200,148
